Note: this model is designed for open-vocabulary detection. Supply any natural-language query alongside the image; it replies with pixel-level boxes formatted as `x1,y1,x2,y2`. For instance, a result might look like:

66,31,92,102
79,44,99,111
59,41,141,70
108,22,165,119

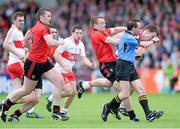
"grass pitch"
0,92,180,128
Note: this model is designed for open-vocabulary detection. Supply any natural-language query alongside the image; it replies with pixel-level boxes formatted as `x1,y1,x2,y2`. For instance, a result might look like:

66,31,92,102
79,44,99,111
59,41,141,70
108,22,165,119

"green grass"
0,92,180,128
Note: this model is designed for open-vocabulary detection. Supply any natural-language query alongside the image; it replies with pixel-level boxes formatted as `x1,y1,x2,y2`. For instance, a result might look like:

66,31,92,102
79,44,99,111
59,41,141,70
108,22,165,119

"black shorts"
21,76,42,89
24,59,54,81
99,61,116,83
115,60,139,82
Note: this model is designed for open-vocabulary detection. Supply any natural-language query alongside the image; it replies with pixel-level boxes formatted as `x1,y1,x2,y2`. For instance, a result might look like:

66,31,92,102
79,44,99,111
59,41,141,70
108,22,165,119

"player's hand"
135,55,143,61
90,62,96,69
64,66,72,73
18,53,25,60
58,37,64,45
58,40,64,45
152,37,160,44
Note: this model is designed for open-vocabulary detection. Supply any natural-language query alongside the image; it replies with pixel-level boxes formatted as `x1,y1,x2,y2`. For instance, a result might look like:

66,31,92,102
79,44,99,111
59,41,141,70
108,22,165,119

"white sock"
48,94,53,102
60,108,68,113
82,81,91,90
27,107,35,113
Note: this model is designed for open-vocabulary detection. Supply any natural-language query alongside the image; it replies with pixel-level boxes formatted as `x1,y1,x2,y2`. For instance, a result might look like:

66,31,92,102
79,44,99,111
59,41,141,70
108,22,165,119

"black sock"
11,109,22,117
107,95,122,110
128,110,136,120
138,95,151,116
53,105,60,113
4,99,15,111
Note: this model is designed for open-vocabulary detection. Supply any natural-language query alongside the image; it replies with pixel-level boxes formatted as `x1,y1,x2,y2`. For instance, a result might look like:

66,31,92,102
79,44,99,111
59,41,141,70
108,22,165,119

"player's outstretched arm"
44,34,64,47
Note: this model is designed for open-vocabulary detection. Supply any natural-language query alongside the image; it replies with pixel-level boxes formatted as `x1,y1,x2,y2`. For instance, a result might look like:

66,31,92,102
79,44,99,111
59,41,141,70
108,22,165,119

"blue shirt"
117,32,139,64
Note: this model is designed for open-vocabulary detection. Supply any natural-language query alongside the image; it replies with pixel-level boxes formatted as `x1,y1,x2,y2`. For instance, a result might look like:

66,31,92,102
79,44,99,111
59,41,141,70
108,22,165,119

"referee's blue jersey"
117,31,139,64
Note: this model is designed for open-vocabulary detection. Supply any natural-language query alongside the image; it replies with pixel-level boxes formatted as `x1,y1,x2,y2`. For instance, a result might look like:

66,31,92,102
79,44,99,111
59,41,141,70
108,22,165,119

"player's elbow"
3,42,9,50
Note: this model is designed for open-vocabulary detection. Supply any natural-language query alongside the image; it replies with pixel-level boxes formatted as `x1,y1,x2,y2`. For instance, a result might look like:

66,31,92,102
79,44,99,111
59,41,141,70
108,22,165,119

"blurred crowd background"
0,0,179,93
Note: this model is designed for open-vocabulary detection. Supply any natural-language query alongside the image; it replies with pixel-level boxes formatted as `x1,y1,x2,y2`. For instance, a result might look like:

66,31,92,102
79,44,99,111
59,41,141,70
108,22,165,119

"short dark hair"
36,8,51,20
12,11,24,20
127,18,140,31
49,21,57,29
72,25,82,32
144,24,159,36
90,16,104,28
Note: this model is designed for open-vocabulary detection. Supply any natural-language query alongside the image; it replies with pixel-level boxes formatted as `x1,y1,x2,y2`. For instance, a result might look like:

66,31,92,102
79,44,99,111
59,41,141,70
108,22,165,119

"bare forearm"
82,57,92,67
111,27,127,34
3,43,23,59
139,40,154,48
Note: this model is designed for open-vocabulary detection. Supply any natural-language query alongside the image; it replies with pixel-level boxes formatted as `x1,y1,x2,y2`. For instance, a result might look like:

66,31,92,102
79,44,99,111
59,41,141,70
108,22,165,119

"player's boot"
8,115,19,122
25,111,43,118
52,112,69,121
118,106,129,117
129,117,140,122
77,81,85,99
46,96,52,112
1,104,8,122
101,104,111,122
110,109,121,120
155,110,164,119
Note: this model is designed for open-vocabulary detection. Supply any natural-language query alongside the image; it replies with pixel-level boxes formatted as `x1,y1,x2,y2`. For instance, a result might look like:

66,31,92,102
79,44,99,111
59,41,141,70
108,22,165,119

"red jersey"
47,46,56,59
28,21,49,63
89,28,116,63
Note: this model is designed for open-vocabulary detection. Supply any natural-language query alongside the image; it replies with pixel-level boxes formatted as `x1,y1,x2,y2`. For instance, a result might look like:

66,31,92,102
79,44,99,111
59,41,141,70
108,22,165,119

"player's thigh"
22,76,38,93
43,67,64,89
119,80,131,96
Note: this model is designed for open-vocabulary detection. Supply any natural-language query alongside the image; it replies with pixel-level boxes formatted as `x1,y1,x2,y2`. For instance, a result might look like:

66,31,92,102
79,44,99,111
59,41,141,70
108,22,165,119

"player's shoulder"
7,25,21,37
32,21,47,31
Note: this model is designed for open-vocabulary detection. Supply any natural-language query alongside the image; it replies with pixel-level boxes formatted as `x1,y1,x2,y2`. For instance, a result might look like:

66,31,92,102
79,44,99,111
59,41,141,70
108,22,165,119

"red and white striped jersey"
5,24,25,65
55,36,86,73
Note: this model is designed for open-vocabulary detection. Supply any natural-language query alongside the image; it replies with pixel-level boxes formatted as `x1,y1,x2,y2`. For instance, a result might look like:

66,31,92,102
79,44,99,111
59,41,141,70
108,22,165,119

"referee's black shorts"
24,58,54,81
115,60,139,82
99,61,117,83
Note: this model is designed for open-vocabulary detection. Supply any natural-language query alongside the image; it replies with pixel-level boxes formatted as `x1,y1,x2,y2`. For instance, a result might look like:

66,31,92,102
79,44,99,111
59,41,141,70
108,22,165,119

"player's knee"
31,94,39,104
121,91,130,100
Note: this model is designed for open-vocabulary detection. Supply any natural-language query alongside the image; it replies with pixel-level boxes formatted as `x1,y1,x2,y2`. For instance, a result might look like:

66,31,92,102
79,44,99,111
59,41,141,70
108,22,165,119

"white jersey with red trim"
5,24,25,65
55,36,86,73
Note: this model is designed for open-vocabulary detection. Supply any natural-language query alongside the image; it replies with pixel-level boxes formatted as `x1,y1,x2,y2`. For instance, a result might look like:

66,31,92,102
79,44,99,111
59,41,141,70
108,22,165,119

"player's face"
50,28,58,39
133,22,143,36
72,29,83,42
140,30,157,41
95,18,106,31
14,16,24,30
41,11,52,25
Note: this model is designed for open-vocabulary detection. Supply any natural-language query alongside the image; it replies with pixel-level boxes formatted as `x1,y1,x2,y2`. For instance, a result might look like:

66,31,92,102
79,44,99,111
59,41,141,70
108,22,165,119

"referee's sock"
138,95,151,116
107,95,122,110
